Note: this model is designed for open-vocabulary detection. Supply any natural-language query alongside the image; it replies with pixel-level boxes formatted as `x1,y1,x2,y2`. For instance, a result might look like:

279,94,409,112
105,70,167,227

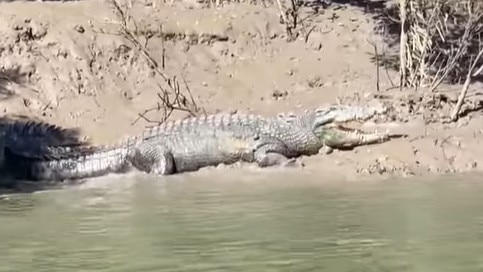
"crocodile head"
279,104,390,151
308,104,387,126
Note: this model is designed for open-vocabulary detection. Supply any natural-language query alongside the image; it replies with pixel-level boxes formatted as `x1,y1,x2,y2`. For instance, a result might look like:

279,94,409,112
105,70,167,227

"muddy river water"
0,169,482,271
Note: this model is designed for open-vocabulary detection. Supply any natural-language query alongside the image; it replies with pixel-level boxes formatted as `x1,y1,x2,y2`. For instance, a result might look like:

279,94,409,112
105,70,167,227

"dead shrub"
378,0,483,89
97,0,205,125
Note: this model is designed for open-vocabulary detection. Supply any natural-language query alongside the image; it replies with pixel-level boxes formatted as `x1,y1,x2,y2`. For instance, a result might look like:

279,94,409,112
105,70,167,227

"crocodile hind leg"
128,143,176,175
254,142,299,168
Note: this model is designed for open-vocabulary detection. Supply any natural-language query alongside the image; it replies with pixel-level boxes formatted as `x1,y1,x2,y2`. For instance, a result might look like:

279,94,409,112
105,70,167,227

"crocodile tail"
0,129,5,169
2,120,89,159
6,141,135,181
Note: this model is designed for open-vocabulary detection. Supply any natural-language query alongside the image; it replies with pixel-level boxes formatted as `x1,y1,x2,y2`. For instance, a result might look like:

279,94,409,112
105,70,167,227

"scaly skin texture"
127,113,322,175
3,112,321,181
132,105,391,175
277,104,390,153
1,104,390,182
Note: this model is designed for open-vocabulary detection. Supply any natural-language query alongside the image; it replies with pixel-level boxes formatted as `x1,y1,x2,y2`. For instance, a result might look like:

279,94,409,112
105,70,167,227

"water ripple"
1,172,483,271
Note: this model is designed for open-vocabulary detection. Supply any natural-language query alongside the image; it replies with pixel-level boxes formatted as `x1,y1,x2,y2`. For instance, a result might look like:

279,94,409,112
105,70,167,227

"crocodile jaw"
315,123,389,150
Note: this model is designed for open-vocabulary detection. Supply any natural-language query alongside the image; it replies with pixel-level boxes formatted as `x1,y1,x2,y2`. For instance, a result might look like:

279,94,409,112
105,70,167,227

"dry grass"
368,0,483,120
396,0,483,89
391,0,483,121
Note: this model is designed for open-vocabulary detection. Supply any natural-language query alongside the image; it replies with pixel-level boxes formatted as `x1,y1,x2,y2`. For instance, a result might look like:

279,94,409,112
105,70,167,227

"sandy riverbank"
0,0,482,181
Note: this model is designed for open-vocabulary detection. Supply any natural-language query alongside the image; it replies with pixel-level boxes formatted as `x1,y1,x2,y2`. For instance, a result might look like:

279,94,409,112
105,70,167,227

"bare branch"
450,48,483,121
107,0,204,125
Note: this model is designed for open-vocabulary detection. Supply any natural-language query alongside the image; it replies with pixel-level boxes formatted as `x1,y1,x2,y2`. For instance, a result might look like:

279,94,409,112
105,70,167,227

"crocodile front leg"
253,142,298,167
128,142,176,175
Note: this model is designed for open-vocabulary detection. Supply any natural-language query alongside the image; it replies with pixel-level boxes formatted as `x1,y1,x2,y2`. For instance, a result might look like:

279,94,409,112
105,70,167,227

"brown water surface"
0,170,482,272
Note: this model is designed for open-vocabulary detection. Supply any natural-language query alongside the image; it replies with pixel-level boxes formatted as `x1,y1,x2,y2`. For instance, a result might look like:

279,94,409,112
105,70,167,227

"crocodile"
0,104,390,184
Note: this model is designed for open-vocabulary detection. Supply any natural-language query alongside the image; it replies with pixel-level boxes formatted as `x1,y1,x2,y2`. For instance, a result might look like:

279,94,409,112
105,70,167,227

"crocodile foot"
281,158,304,168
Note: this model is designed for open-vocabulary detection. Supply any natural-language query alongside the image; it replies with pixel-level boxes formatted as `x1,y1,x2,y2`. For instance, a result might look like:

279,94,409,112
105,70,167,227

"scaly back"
277,104,388,131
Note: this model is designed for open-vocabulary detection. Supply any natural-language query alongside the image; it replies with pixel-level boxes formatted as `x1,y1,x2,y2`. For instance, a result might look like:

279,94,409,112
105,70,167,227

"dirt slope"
0,0,482,180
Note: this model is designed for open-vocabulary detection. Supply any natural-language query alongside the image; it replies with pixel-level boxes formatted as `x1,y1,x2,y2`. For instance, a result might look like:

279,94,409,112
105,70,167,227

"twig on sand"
368,39,381,92
275,0,305,42
275,0,293,41
398,0,407,89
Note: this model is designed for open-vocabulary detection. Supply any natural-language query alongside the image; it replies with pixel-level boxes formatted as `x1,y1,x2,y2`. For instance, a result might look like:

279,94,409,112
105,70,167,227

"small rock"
272,89,288,100
307,76,324,88
22,98,43,111
29,21,48,39
469,161,478,169
74,25,85,34
311,42,323,51
57,49,68,58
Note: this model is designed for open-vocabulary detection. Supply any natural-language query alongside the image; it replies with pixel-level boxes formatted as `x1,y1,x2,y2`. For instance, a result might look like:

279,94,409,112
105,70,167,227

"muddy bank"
0,0,482,181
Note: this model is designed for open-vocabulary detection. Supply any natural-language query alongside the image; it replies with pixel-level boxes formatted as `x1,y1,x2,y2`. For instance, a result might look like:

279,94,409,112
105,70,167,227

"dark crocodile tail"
1,120,89,159
4,143,133,181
